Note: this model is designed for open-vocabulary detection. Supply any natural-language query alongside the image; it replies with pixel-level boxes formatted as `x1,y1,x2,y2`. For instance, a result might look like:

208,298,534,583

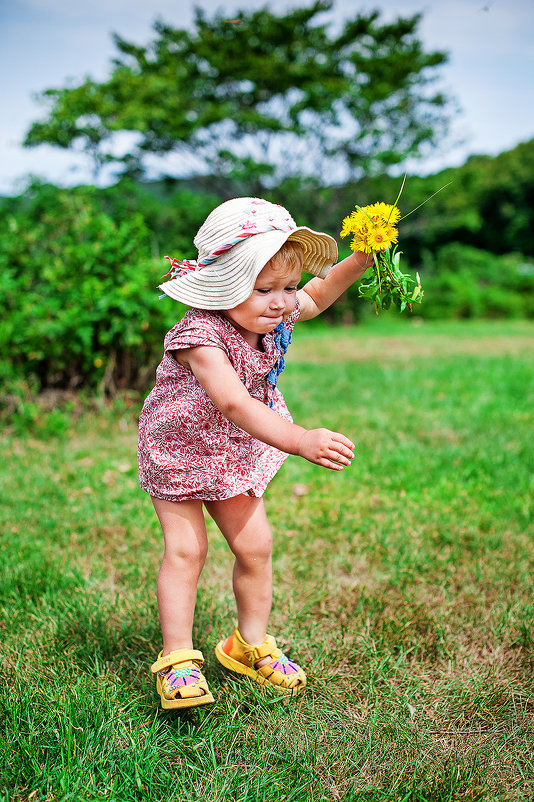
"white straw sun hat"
159,197,338,310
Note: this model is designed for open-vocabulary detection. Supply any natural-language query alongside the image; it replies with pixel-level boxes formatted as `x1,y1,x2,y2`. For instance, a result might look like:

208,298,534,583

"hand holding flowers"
340,200,421,313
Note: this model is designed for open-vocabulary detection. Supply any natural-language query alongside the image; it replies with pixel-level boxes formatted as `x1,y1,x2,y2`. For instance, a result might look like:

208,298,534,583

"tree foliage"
24,1,450,191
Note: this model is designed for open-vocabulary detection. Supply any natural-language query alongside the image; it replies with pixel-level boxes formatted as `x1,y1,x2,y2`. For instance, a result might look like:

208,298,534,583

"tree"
25,1,451,192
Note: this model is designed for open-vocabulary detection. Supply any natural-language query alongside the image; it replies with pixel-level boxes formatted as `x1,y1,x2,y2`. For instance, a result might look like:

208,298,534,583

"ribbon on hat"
161,255,199,280
161,213,295,281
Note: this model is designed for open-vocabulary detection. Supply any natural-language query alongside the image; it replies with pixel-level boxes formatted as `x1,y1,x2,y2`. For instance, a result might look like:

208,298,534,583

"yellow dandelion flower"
363,202,388,217
339,212,354,237
340,215,354,238
352,233,372,253
363,202,401,226
384,225,399,244
387,205,401,225
340,208,375,238
355,209,371,227
367,226,393,252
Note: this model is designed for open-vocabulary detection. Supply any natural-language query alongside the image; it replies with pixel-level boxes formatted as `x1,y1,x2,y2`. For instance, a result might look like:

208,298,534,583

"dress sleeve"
164,310,229,356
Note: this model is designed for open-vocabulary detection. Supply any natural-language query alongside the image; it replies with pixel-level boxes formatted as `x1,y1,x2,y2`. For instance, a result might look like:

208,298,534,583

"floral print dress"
138,305,299,502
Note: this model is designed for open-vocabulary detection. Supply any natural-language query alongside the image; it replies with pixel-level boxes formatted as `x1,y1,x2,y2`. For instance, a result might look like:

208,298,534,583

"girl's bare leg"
205,494,273,647
151,497,208,655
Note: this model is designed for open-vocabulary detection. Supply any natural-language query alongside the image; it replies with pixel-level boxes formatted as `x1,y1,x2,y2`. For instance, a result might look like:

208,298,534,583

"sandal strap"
253,636,281,661
233,630,282,663
151,648,204,674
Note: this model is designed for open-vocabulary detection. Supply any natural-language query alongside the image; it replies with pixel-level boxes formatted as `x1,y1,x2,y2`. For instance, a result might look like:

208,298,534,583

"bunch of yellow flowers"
340,201,401,254
340,201,422,313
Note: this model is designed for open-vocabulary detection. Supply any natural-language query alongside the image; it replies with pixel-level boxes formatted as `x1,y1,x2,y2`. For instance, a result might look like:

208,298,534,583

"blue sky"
1,0,533,193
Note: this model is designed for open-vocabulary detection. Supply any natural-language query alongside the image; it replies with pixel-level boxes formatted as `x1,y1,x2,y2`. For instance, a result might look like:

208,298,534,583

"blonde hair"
269,240,305,276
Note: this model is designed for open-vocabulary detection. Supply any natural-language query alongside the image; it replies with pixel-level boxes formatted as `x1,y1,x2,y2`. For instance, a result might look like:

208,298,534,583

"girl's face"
222,258,302,346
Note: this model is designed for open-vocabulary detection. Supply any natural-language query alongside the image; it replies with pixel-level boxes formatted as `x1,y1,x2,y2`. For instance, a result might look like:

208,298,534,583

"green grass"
1,319,533,801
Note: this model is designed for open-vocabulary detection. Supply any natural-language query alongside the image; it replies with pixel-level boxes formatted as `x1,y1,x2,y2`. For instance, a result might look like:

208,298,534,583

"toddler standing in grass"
138,197,372,709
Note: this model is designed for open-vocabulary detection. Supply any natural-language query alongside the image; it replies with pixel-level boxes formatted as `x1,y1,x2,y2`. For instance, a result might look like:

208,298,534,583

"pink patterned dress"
138,305,300,502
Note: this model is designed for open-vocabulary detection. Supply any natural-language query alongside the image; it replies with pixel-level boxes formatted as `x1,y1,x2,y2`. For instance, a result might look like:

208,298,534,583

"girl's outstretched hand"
296,429,355,471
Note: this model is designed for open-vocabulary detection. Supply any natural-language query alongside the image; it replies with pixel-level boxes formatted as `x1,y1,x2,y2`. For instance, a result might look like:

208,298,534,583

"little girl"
138,197,372,709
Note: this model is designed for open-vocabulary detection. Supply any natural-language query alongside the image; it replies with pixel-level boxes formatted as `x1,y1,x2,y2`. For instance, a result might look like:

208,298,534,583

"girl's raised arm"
297,250,374,321
179,345,355,472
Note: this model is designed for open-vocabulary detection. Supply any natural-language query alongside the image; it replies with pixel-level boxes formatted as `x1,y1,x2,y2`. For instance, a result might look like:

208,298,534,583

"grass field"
1,319,533,801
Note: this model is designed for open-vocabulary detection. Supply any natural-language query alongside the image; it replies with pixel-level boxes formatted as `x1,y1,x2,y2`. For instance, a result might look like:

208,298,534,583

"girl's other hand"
296,429,355,471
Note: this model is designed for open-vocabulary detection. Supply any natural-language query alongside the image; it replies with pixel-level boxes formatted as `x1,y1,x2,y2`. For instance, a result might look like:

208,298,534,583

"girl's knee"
163,534,208,569
154,498,208,568
232,532,272,567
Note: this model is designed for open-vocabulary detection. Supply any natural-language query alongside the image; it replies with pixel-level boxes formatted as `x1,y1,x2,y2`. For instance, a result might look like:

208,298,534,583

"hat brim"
159,226,338,310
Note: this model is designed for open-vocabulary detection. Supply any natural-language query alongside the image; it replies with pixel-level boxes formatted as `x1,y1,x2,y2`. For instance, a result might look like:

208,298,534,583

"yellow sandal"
215,628,306,694
151,649,215,710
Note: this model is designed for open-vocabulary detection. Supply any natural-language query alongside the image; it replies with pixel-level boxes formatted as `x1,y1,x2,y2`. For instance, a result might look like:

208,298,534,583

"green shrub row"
321,243,534,324
1,181,533,399
418,243,534,320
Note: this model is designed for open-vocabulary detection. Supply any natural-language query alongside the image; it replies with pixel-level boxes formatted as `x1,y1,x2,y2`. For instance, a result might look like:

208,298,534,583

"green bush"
417,243,534,319
1,181,533,407
0,182,185,398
